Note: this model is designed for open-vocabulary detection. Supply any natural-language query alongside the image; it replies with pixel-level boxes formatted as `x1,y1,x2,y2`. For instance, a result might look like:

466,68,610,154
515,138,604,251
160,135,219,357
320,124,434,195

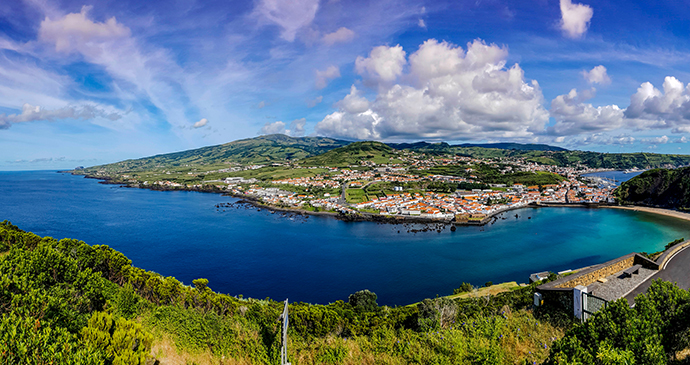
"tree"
348,290,378,312
453,282,473,295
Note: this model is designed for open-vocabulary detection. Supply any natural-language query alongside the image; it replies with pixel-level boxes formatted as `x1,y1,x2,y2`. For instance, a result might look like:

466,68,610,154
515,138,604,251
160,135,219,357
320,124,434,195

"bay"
1,170,689,306
582,170,644,186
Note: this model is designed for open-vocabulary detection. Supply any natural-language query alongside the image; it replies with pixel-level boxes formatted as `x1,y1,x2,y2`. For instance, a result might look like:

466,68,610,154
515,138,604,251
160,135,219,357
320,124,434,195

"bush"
547,280,690,364
348,290,378,312
417,297,458,331
665,238,685,251
453,282,473,294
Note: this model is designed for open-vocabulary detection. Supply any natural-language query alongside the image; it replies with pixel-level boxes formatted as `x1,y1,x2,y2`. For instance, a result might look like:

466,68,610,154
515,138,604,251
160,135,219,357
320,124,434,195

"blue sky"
3,0,690,170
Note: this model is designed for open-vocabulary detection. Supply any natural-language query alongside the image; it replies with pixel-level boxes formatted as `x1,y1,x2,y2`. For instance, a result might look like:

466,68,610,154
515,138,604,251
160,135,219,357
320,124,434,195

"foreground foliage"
548,280,690,364
2,219,689,364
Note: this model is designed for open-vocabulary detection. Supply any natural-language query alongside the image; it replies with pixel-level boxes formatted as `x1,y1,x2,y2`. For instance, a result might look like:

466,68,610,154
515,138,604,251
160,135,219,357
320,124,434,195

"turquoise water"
1,170,689,305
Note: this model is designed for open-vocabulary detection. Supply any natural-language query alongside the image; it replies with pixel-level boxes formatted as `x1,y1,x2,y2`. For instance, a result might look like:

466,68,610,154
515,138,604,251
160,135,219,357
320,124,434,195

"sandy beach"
608,205,690,223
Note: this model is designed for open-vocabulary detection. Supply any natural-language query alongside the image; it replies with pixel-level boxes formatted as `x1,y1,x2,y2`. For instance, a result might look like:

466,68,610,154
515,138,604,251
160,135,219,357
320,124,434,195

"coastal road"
625,246,690,304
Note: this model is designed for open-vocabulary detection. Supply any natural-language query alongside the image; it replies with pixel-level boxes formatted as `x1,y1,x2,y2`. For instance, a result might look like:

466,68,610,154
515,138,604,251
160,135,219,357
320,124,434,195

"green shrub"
454,282,473,294
348,289,378,312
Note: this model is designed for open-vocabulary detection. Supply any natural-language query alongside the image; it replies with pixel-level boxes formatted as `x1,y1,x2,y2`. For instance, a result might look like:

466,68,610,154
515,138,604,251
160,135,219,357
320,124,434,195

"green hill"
615,167,690,208
81,134,350,173
76,133,690,176
300,141,401,166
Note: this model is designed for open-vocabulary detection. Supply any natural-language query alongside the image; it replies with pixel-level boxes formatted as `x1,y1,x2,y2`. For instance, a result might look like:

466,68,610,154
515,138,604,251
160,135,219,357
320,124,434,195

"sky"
3,0,690,170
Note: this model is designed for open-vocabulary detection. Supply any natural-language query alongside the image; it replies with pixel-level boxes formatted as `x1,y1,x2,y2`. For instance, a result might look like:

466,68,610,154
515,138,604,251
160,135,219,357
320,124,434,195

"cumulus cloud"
193,118,208,128
560,0,593,39
548,88,624,135
315,65,341,89
582,65,611,85
322,27,355,45
355,45,406,83
0,103,121,130
575,133,635,146
255,0,319,42
260,120,287,135
624,76,690,132
39,5,130,53
641,135,669,144
259,118,307,136
317,39,549,141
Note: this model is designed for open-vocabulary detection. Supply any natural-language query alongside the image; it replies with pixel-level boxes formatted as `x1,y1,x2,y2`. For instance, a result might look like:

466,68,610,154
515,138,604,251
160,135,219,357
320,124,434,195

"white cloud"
0,103,121,130
548,88,624,135
336,85,370,114
322,27,355,45
193,118,208,128
307,96,323,107
641,135,669,144
560,0,593,39
259,118,307,136
575,133,635,146
315,65,341,89
37,6,204,133
258,101,266,109
317,39,549,141
260,120,287,135
418,19,426,29
355,45,406,83
581,65,611,85
255,0,320,42
39,5,130,53
624,76,690,132
675,136,688,143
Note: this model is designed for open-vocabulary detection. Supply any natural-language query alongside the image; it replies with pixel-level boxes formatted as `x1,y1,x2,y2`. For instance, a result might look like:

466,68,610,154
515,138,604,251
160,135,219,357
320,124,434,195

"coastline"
69,171,672,227
607,205,690,223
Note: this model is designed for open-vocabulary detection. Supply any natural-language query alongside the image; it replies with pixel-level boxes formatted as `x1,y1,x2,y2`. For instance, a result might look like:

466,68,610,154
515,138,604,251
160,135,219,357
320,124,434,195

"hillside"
76,134,690,175
300,141,401,166
81,134,350,173
615,167,690,208
448,148,690,169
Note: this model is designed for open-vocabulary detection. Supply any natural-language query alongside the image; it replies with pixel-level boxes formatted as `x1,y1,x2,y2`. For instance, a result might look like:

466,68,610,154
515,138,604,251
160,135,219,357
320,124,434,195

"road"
625,245,690,304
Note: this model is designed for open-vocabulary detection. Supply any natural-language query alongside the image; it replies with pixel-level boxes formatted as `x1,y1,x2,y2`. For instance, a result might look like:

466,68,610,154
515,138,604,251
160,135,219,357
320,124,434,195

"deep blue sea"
1,170,689,305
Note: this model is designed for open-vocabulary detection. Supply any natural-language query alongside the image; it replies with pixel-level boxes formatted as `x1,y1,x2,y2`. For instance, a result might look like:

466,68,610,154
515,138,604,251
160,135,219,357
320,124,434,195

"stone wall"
555,256,635,288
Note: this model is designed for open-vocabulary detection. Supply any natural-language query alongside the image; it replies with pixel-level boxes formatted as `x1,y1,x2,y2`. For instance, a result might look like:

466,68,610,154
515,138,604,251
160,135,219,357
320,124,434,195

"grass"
345,188,368,204
447,282,522,300
281,310,562,365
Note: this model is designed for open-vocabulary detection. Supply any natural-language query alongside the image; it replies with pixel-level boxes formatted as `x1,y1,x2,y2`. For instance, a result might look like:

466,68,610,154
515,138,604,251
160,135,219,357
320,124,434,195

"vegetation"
73,134,690,185
0,220,571,364
615,167,690,208
77,134,349,173
547,280,690,364
454,282,474,295
300,141,402,167
2,220,690,363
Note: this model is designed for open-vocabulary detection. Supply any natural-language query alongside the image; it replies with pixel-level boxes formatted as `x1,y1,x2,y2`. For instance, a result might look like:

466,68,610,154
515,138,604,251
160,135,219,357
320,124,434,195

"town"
128,151,617,223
